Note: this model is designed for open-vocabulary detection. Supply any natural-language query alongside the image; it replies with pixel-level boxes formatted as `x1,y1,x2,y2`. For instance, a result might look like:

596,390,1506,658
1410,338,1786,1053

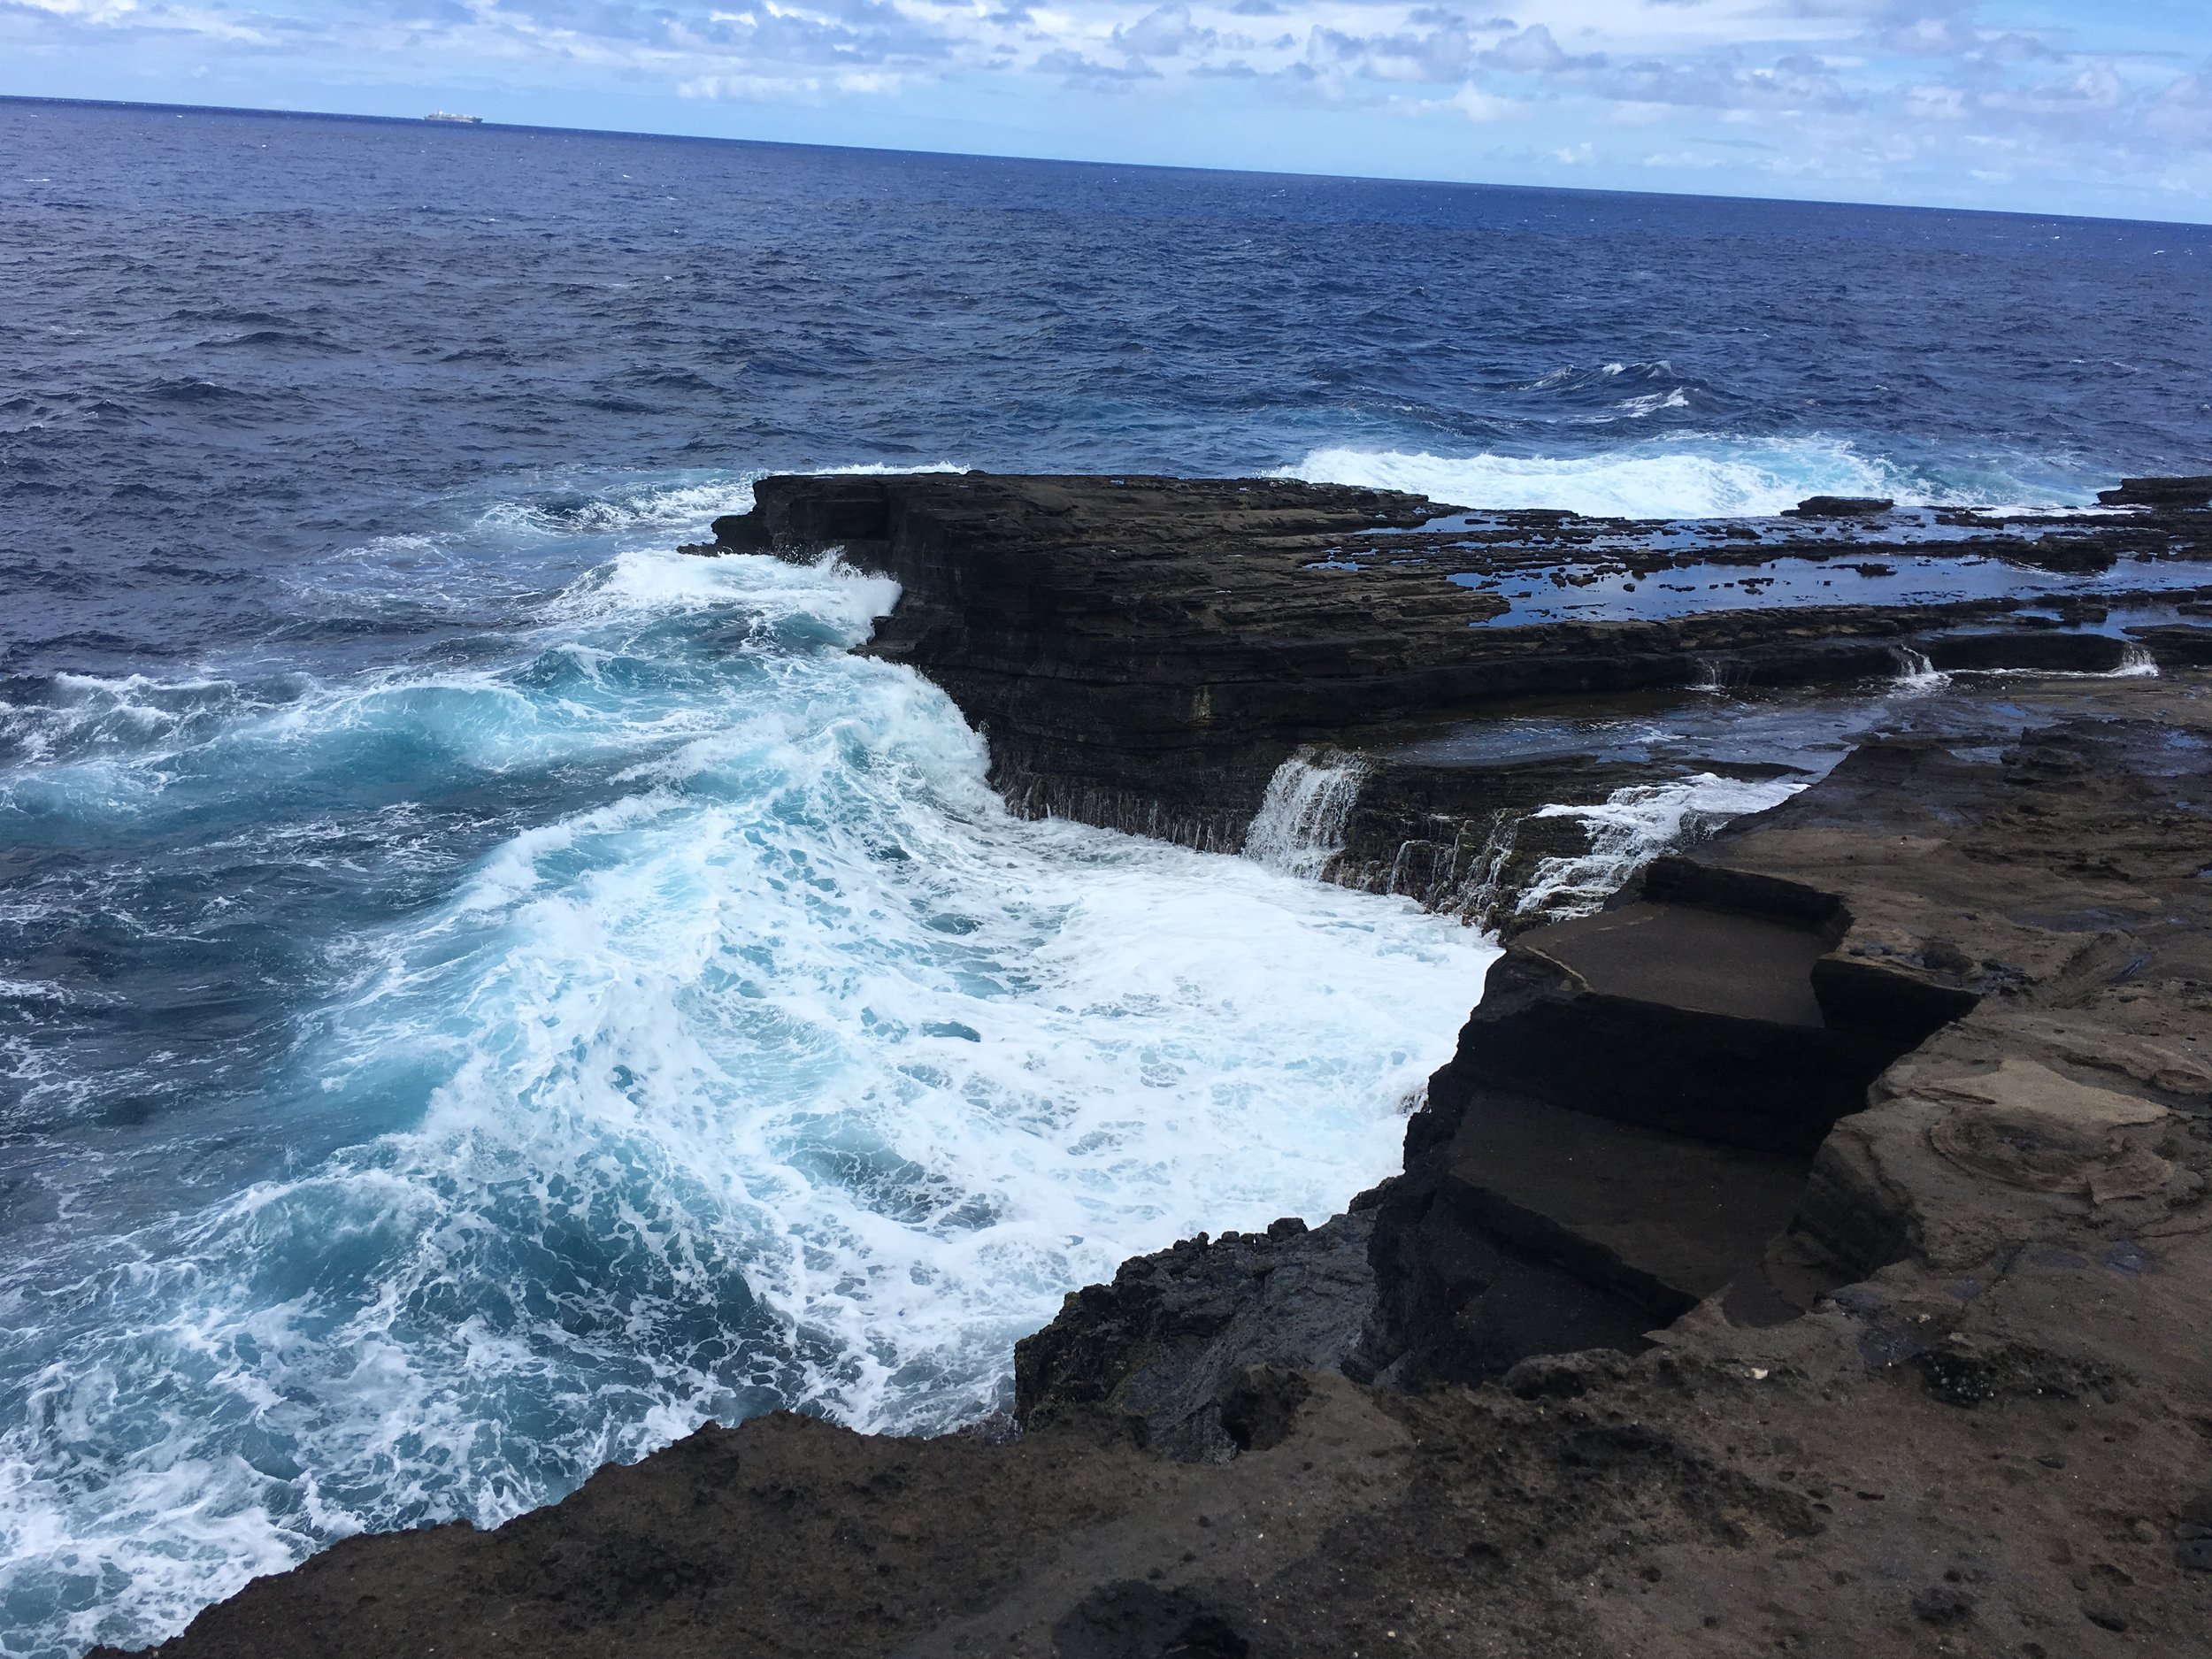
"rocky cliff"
106,479,2212,1659
700,472,2211,930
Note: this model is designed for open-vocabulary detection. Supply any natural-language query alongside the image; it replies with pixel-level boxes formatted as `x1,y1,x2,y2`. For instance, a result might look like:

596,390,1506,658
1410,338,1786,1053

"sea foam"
1280,437,2086,518
0,534,1494,1659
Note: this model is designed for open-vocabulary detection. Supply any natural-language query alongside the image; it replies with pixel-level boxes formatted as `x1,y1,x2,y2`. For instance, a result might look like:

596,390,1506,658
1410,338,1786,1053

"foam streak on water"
0,514,1495,1659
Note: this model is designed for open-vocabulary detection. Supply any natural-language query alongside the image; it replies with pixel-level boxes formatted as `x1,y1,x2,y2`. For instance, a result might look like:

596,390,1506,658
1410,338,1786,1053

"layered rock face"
112,481,2212,1659
700,472,2212,930
1368,695,2212,1403
1010,680,2210,1431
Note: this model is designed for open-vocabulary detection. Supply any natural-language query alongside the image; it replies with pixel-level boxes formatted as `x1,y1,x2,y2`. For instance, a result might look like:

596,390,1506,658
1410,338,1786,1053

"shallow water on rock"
1458,553,2212,626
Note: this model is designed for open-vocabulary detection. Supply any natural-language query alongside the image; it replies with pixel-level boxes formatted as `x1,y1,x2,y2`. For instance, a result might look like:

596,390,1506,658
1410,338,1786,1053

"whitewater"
1281,432,2093,520
0,481,1499,1657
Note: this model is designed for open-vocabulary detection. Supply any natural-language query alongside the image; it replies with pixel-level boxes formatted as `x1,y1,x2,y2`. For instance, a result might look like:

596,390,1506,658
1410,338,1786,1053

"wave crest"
1279,437,2078,518
0,539,1492,1659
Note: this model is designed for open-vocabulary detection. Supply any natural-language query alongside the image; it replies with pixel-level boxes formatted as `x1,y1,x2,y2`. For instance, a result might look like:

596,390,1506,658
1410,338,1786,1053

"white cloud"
2148,70,2212,147
1479,23,1599,73
1114,1,1212,58
1452,81,1512,120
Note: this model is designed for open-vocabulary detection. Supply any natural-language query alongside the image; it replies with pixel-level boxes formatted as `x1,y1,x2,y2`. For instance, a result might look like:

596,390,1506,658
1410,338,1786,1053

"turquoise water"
0,485,1494,1655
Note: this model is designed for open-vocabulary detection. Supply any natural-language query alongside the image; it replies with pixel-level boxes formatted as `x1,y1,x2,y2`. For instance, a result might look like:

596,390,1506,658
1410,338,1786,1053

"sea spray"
1893,647,1950,694
1446,810,1526,932
1283,438,1934,518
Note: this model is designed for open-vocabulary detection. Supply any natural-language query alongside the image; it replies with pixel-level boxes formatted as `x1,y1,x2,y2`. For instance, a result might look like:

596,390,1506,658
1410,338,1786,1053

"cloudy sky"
5,0,2208,219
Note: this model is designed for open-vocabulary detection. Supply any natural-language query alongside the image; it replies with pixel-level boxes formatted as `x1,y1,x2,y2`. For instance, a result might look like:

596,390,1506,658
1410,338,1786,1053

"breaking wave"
0,508,1494,1659
1280,437,2093,518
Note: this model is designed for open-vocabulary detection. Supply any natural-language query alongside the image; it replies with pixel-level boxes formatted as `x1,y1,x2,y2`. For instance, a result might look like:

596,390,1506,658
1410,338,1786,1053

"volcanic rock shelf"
694,472,2212,856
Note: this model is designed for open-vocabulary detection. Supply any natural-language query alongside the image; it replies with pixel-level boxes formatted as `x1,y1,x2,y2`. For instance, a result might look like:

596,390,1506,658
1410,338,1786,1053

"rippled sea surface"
2,97,2209,1658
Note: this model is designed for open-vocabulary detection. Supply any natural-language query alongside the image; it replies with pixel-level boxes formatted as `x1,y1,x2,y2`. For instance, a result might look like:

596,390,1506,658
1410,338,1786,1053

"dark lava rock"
1015,1211,1379,1460
2179,1491,2212,1573
695,472,2205,854
1215,1366,1311,1455
2129,623,2212,667
1789,495,1894,517
2099,473,2212,509
1925,629,2130,672
1329,752,1812,936
1909,1584,1976,1624
1049,1581,1257,1659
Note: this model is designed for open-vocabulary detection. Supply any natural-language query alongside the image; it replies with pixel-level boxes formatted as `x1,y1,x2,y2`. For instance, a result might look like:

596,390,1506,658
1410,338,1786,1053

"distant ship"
424,111,482,125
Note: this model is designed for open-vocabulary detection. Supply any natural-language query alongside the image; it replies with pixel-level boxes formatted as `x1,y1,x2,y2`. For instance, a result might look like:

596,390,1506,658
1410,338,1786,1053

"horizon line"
5,91,2208,234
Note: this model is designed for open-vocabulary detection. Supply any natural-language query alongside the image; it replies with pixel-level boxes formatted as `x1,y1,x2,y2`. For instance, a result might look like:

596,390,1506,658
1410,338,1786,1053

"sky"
4,0,2209,219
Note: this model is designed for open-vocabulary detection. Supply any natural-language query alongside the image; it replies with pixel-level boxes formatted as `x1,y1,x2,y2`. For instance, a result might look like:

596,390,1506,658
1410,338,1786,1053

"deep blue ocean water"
2,97,2209,1657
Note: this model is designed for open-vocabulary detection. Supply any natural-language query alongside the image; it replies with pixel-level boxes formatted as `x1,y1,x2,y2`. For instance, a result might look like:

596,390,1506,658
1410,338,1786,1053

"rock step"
1447,915,1928,1160
1443,1088,1813,1318
1522,900,1833,1026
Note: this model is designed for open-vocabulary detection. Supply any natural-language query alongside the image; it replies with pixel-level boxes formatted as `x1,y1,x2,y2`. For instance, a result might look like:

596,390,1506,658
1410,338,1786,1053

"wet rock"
2098,474,2212,509
1014,1210,1379,1460
696,473,2207,858
2126,623,2212,667
1790,496,1894,517
1924,630,2128,672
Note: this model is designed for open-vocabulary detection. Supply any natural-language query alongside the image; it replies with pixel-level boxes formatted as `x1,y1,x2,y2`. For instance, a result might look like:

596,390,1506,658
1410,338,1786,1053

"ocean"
2,97,2208,1659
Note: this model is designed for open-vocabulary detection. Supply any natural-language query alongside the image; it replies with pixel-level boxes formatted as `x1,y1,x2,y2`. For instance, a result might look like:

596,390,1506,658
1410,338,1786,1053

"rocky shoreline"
105,477,2212,1658
703,472,2211,932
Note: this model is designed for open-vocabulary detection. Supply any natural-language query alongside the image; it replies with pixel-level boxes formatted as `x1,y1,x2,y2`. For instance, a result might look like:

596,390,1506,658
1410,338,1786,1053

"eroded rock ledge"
109,484,2212,1659
695,473,2212,936
694,472,2211,864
